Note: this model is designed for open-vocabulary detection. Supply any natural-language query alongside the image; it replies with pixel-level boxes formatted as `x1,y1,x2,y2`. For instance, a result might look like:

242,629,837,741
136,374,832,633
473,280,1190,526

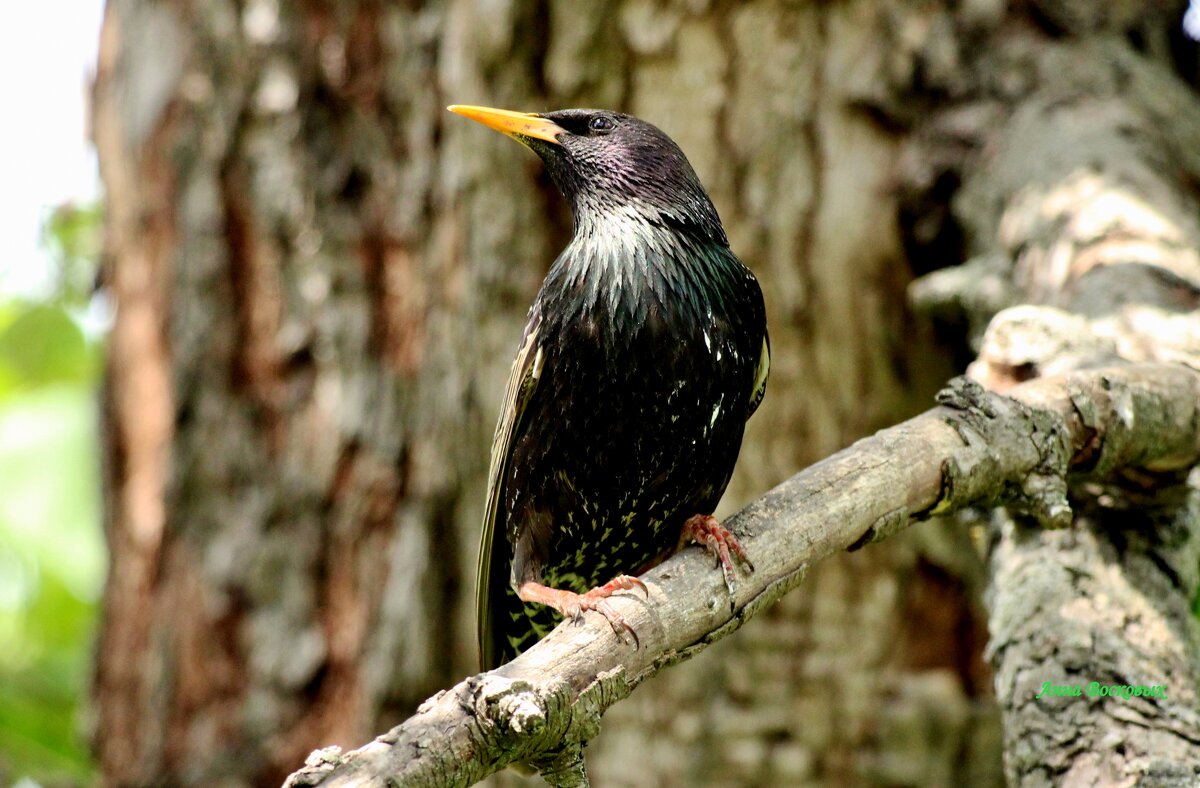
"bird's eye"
588,116,615,133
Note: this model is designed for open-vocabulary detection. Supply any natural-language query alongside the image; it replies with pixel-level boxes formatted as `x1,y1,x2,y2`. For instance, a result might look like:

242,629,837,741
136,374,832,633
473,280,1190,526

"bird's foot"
517,576,646,648
680,514,755,603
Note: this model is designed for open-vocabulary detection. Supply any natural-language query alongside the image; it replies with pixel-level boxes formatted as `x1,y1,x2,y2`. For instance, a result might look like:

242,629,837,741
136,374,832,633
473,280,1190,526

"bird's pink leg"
517,575,647,646
679,514,755,599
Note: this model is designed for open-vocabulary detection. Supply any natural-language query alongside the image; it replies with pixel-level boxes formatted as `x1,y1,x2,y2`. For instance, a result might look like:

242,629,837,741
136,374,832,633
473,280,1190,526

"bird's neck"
571,203,664,255
572,198,728,261
563,205,696,300
542,202,735,335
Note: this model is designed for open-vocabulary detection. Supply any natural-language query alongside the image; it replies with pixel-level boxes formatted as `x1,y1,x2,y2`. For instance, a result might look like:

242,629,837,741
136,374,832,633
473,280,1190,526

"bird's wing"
748,330,770,418
476,310,545,670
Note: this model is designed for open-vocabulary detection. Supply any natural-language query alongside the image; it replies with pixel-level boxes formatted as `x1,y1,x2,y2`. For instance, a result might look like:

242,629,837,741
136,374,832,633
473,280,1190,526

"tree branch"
285,363,1200,788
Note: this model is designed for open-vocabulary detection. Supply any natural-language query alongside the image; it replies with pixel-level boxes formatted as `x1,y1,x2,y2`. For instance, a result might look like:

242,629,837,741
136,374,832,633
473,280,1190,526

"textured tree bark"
94,1,485,783
899,7,1200,785
93,0,1200,786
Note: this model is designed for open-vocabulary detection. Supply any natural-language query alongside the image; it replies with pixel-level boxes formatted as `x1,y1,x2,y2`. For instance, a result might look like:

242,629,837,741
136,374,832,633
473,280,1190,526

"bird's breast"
529,270,752,509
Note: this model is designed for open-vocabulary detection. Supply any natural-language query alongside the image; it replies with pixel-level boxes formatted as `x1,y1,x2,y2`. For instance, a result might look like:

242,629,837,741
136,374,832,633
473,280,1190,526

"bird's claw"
589,600,639,648
567,575,645,648
681,514,755,606
600,574,648,598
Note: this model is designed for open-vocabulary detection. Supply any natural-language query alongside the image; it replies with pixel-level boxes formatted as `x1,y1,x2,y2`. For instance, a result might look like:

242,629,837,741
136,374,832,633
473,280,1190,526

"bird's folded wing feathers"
476,310,544,669
748,332,770,418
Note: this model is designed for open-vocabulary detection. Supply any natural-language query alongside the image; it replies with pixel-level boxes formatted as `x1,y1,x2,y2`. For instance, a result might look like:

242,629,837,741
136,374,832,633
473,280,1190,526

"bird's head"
449,105,726,244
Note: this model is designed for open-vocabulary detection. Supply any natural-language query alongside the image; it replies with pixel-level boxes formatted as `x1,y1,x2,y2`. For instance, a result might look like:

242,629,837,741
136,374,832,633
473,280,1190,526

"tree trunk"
95,1,1200,786
94,1,489,782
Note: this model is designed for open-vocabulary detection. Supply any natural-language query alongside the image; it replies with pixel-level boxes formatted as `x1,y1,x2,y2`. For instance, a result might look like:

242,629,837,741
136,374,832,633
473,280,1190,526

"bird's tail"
480,558,564,670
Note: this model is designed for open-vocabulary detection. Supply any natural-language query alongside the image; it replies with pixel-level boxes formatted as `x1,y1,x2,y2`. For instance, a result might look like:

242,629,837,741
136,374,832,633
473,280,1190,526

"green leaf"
0,304,98,394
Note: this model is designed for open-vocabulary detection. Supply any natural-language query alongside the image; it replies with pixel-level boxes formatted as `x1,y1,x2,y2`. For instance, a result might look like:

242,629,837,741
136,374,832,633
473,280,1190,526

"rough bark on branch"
898,20,1200,785
285,363,1200,788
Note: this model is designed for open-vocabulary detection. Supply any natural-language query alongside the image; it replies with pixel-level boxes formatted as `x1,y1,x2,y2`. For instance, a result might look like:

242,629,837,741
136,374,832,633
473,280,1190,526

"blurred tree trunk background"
90,1,1198,786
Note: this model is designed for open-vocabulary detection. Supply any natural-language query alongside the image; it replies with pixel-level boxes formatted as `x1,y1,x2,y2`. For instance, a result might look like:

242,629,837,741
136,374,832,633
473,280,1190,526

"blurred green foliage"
39,202,102,310
0,202,104,786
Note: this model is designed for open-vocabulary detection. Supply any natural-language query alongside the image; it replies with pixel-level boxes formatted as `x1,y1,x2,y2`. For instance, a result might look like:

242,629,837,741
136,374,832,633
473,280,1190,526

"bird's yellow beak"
447,105,564,145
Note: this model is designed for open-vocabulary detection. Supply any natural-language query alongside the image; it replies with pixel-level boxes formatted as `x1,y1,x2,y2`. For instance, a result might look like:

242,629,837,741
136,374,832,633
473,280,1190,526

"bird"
450,104,770,670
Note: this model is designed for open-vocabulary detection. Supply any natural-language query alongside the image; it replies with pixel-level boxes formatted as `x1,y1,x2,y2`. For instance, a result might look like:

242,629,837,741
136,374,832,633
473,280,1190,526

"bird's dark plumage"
452,106,770,670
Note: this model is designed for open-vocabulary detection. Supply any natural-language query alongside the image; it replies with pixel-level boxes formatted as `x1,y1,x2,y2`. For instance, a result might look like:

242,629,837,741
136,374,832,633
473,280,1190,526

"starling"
450,105,770,670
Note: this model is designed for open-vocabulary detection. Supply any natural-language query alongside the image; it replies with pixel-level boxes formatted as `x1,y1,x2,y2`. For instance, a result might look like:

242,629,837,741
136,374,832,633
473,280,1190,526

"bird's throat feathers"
545,202,741,336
